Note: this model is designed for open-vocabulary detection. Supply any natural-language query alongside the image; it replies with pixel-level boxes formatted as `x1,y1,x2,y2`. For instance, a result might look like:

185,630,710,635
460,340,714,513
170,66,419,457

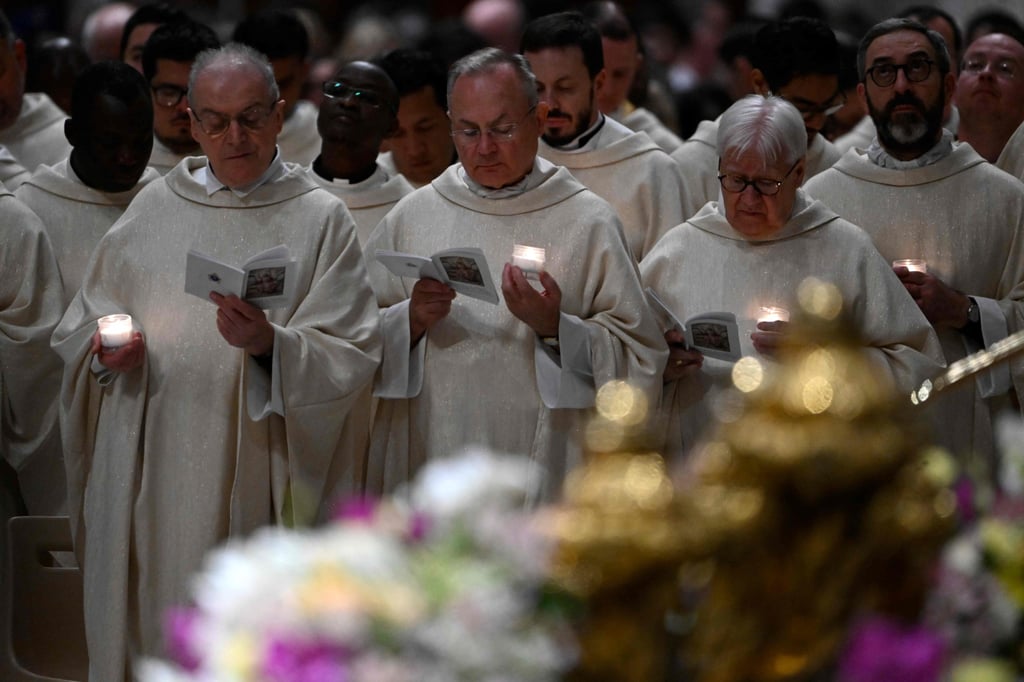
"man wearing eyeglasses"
308,60,413,248
955,31,1024,178
52,44,382,682
521,11,690,262
141,19,220,174
672,17,843,222
805,18,1024,467
364,47,665,501
642,94,942,456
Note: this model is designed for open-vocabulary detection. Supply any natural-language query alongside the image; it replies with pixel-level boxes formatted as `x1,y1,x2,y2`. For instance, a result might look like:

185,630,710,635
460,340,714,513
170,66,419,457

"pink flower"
332,496,377,523
838,616,946,682
262,637,351,682
164,607,202,672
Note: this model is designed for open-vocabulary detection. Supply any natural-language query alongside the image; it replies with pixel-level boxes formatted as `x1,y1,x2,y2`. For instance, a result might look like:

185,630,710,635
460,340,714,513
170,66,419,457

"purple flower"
262,636,351,682
838,616,946,682
333,496,377,523
954,477,976,525
164,607,202,672
407,512,430,544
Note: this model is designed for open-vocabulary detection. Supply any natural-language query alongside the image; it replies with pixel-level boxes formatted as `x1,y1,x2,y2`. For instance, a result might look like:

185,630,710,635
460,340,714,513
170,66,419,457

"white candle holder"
757,306,790,324
97,314,133,350
892,258,927,273
512,244,546,280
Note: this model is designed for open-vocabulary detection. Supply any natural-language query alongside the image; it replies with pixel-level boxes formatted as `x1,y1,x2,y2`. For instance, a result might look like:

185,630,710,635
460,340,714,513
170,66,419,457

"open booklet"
184,244,299,310
375,247,499,304
644,287,742,362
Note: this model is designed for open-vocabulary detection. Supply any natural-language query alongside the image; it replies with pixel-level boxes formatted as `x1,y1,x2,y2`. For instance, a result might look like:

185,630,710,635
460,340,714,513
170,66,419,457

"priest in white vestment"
997,119,1024,181
51,45,382,682
17,62,159,305
642,95,944,459
804,18,1024,464
671,17,844,222
582,0,684,154
0,188,64,521
521,12,690,261
307,61,413,247
365,49,666,501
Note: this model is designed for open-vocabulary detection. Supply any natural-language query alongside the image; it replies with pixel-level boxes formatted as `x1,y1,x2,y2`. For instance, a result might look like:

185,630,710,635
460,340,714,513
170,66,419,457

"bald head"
81,2,136,62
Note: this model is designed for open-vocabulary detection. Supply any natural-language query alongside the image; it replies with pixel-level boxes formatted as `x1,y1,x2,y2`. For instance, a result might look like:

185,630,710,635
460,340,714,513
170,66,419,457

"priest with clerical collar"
365,47,666,501
642,94,944,459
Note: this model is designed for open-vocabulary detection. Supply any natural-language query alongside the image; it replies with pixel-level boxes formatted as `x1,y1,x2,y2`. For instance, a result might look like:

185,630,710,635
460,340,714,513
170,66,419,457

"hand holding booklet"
644,287,742,362
375,247,499,304
185,244,298,310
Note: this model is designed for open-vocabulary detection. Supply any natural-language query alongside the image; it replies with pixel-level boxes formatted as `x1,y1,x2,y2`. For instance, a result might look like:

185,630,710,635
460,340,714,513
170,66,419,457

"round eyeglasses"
961,56,1018,80
865,58,935,87
717,158,800,196
450,106,536,145
190,102,277,137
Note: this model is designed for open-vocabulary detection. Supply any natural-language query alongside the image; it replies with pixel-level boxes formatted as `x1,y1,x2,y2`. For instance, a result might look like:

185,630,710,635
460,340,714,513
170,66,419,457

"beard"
869,88,946,158
542,103,595,147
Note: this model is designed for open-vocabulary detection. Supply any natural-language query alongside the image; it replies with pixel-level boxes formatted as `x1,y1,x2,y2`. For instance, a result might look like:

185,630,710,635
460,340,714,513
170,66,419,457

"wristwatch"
965,297,980,326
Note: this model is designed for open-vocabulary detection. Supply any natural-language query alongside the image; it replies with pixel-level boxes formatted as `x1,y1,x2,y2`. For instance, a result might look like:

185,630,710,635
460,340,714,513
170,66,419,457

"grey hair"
857,18,952,81
188,42,280,108
446,47,538,110
717,94,807,168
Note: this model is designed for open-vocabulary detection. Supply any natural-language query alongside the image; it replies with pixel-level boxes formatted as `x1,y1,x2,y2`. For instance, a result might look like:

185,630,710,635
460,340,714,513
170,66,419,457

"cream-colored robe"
365,161,667,501
996,119,1024,182
16,159,160,305
833,115,876,154
0,189,64,515
640,195,945,460
0,93,70,171
0,144,29,189
147,137,189,175
305,163,414,247
671,117,842,222
614,104,684,154
804,143,1024,462
538,117,691,261
278,100,321,166
51,157,382,682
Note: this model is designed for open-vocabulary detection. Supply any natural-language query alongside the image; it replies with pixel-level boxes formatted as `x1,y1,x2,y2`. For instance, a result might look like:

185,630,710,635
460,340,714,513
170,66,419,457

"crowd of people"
2,0,1024,679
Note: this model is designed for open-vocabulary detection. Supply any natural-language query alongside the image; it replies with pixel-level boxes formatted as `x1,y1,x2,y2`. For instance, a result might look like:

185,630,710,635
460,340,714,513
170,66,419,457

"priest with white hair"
641,94,944,458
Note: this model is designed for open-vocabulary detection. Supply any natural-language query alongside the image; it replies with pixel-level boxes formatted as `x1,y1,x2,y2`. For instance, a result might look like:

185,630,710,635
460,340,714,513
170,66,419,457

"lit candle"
97,314,133,350
892,258,927,273
512,244,546,280
757,306,790,324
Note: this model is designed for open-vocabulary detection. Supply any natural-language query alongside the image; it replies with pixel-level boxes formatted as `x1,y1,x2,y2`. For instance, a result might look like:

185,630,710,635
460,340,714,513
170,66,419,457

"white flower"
409,447,539,519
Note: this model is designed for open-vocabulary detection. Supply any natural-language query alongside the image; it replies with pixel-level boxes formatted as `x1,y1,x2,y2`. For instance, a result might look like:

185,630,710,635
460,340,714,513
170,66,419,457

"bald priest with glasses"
364,47,666,501
804,18,1024,468
52,43,382,682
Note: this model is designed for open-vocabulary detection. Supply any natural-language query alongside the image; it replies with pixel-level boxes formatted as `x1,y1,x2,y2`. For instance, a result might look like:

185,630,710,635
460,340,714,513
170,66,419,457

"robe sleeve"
0,200,63,471
535,312,596,408
971,295,1011,398
372,300,426,399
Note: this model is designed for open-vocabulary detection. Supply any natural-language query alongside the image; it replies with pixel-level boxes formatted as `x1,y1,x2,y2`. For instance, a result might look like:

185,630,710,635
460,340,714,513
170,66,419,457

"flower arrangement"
139,449,577,682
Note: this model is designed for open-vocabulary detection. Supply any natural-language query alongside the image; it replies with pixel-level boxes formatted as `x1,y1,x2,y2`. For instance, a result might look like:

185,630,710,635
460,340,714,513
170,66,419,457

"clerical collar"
459,158,548,198
866,129,954,170
196,147,285,197
552,113,606,151
312,156,384,186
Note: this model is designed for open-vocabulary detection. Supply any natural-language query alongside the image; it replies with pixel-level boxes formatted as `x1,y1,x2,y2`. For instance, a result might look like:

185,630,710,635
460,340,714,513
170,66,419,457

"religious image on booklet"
375,247,499,304
644,287,742,362
184,244,298,310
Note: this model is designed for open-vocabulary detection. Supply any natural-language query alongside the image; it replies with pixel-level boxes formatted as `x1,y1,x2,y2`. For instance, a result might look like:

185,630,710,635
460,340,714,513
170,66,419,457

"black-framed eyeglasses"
152,84,187,108
781,91,846,119
321,81,393,111
190,101,277,137
865,58,935,87
450,105,536,145
717,158,800,196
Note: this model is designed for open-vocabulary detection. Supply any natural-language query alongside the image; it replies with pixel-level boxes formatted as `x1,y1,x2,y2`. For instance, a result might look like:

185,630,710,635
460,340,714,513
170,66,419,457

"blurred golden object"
912,329,1024,404
678,279,955,682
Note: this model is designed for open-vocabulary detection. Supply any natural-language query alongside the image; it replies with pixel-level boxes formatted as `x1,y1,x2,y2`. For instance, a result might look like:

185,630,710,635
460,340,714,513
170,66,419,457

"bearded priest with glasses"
641,94,944,459
805,17,1024,470
51,43,382,682
364,47,666,502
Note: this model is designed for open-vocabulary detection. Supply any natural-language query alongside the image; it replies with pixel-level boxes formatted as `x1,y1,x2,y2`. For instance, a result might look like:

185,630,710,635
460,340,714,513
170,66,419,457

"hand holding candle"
754,306,789,358
757,306,790,324
511,244,546,280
